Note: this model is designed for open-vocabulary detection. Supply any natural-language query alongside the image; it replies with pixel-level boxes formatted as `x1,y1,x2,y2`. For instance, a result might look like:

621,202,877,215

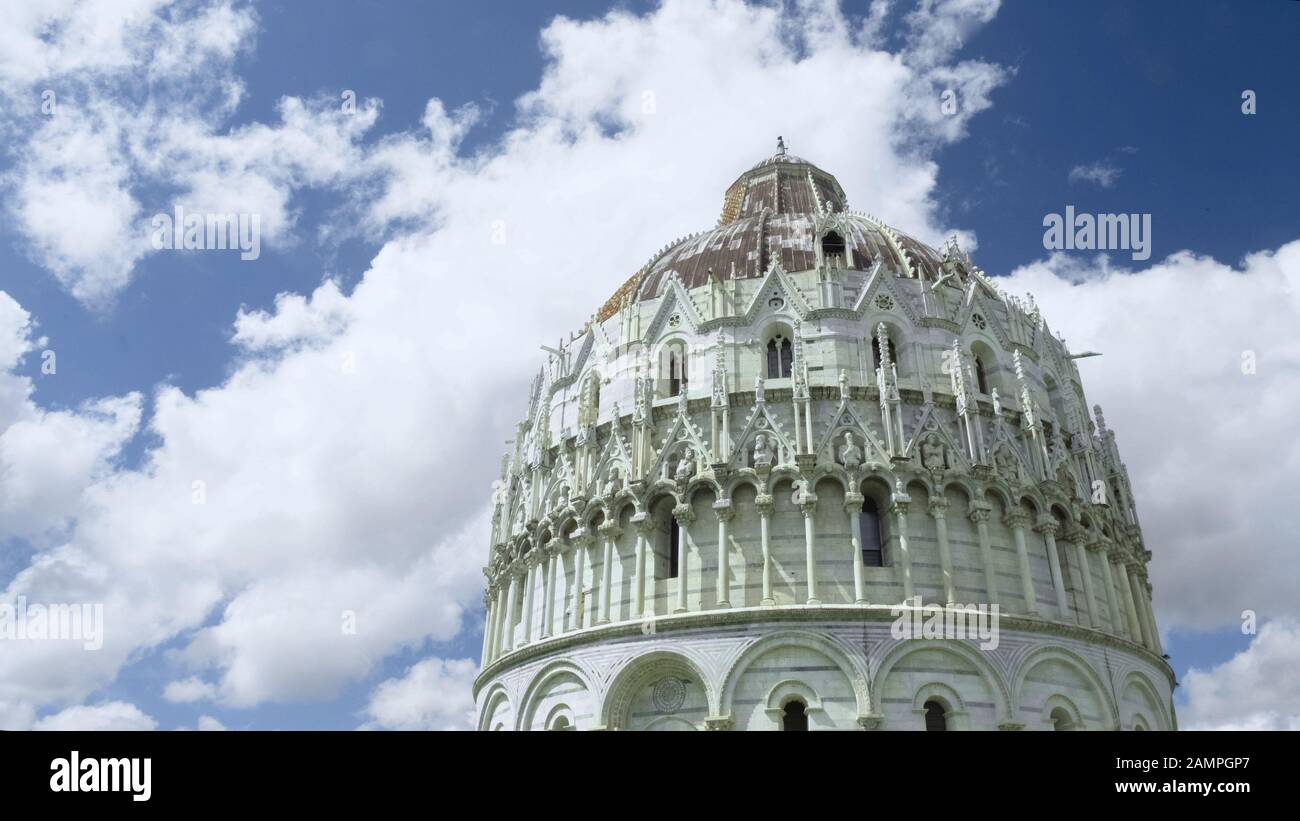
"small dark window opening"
871,336,898,372
975,356,989,394
766,336,793,379
860,497,884,567
669,519,681,579
782,700,808,731
668,350,687,397
822,232,846,268
924,700,947,732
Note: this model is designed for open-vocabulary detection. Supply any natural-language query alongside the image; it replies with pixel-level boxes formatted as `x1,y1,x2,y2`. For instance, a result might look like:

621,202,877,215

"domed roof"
595,143,964,321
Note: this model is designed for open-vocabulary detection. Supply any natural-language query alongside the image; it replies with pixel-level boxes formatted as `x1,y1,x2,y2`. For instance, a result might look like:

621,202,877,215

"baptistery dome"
475,144,1175,732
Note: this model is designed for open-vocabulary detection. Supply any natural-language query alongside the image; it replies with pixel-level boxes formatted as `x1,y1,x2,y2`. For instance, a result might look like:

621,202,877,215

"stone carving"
754,374,765,402
752,433,773,466
838,431,863,471
601,467,621,498
993,443,1024,484
838,369,850,400
991,387,1002,417
674,447,696,483
920,433,946,472
652,677,687,713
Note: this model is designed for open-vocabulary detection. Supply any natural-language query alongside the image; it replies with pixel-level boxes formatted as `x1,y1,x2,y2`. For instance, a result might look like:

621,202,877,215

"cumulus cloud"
1002,241,1300,632
196,714,227,731
0,0,1010,726
0,292,141,543
1180,621,1300,730
361,657,478,730
163,676,217,703
0,0,378,307
33,700,157,731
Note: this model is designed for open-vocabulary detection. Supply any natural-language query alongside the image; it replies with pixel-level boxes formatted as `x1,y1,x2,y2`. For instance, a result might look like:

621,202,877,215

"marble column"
714,501,733,608
633,516,654,618
541,545,558,638
891,498,914,602
1100,544,1125,637
492,584,507,659
1144,580,1164,655
571,533,590,631
845,493,866,604
1004,512,1038,615
672,505,694,614
632,522,647,617
800,494,820,604
929,498,955,606
597,521,619,624
522,558,537,644
1071,534,1099,628
757,494,775,606
480,592,494,662
502,568,520,652
1116,557,1145,645
1134,572,1161,654
1035,519,1070,620
969,503,998,607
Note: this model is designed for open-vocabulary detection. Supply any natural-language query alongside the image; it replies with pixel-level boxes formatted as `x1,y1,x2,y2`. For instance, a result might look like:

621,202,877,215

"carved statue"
601,467,620,498
556,484,569,510
838,431,863,471
838,369,850,400
991,387,1002,417
674,447,696,483
920,434,946,472
754,374,765,403
752,433,773,466
994,443,1024,484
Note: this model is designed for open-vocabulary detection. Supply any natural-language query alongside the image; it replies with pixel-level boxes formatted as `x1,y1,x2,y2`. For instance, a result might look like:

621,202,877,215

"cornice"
472,604,1175,699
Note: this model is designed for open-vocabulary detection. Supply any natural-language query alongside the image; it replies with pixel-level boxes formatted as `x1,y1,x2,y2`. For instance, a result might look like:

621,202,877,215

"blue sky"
0,0,1296,730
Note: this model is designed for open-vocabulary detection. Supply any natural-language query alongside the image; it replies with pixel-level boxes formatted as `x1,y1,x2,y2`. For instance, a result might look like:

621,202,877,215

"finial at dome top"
776,135,787,156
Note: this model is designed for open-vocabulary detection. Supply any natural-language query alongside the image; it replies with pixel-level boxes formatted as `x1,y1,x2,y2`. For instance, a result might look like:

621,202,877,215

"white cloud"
0,0,379,307
163,676,217,703
361,657,478,730
196,714,227,731
1002,241,1300,632
33,700,157,731
0,292,141,542
0,0,1009,725
1180,620,1300,730
1068,160,1121,188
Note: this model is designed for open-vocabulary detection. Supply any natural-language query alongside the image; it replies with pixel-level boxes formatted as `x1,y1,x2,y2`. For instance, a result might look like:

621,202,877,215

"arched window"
871,335,899,372
766,335,793,379
782,700,808,731
924,700,947,731
860,497,884,567
668,518,681,579
1050,707,1073,732
974,356,989,394
821,231,846,268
